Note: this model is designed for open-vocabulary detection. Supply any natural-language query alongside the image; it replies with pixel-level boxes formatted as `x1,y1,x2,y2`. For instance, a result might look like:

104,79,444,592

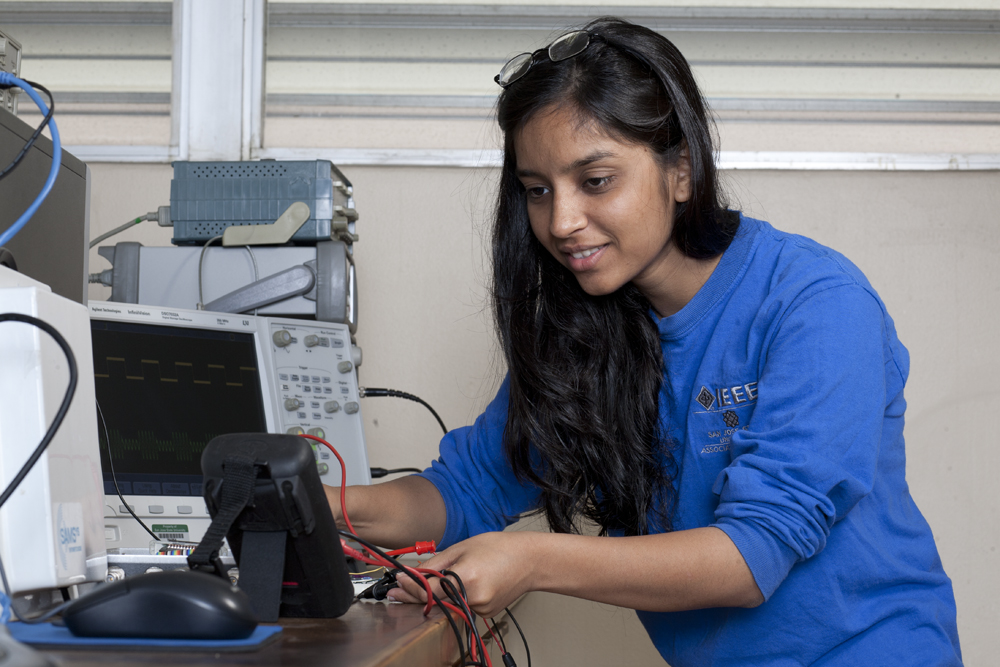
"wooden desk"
32,602,461,667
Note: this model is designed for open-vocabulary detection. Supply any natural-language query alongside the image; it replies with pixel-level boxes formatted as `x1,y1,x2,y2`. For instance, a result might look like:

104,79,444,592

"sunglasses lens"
498,53,533,87
548,30,590,62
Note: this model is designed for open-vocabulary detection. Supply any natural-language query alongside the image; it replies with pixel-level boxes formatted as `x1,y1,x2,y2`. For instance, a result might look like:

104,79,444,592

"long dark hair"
492,17,737,536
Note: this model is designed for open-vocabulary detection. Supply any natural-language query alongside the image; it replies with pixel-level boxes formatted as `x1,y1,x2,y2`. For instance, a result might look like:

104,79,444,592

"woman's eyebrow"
516,150,618,179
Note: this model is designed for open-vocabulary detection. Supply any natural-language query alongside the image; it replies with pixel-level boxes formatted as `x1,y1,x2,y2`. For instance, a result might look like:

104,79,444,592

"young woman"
328,17,962,666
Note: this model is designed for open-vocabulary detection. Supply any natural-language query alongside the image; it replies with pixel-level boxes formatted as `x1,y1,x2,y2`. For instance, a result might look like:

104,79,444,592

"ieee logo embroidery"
696,387,715,410
696,382,756,455
695,382,758,412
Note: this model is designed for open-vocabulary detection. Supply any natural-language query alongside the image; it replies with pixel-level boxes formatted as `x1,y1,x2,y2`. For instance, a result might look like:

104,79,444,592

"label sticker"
55,503,86,579
152,524,190,541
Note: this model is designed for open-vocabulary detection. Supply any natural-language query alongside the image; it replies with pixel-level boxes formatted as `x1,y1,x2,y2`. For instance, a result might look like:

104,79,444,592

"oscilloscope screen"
91,320,268,497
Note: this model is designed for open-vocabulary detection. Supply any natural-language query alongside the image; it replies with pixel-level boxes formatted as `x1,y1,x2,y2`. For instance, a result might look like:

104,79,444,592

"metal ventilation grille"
191,164,289,178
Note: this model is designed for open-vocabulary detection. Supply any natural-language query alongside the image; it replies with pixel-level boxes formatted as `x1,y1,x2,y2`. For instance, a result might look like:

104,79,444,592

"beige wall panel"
86,163,175,302
41,113,171,146
18,59,171,93
267,26,538,60
268,60,498,96
697,65,1000,101
345,166,503,468
1,24,171,57
715,120,1000,154
267,27,1000,68
264,114,496,150
668,31,1000,65
270,0,997,9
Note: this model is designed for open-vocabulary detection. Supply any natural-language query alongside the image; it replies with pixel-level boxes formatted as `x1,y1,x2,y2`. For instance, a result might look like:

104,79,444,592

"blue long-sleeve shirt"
420,215,961,666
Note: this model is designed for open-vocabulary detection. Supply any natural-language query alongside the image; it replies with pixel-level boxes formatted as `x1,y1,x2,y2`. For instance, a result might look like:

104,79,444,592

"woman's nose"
549,192,587,238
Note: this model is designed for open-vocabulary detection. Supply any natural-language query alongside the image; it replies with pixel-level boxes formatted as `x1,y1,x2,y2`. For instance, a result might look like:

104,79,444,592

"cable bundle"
301,433,528,667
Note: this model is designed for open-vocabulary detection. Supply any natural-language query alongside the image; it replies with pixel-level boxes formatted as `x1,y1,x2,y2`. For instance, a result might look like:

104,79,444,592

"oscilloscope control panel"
89,302,371,550
267,319,366,476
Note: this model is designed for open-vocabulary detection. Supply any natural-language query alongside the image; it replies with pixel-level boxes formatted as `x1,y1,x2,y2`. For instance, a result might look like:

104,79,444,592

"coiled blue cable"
0,73,61,248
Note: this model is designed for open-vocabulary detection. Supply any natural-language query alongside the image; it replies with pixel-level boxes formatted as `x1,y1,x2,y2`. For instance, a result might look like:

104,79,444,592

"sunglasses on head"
494,30,604,88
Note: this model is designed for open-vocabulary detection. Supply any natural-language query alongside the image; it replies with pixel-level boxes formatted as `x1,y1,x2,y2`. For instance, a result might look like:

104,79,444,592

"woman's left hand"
388,530,540,618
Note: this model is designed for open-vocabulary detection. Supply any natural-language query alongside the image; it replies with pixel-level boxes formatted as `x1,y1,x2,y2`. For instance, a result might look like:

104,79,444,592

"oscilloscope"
88,301,371,549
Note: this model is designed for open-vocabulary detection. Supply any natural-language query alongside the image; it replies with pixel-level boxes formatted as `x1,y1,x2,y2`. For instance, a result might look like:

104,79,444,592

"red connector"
385,540,437,557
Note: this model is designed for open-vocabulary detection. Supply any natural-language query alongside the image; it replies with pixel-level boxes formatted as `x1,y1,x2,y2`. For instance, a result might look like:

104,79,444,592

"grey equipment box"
169,160,357,245
95,241,357,332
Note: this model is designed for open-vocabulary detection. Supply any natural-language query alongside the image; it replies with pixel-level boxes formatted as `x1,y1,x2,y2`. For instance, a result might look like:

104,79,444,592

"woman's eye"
525,186,549,199
584,176,611,190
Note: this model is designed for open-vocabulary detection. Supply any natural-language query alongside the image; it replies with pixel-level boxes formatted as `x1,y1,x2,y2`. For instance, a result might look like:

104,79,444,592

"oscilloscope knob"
285,398,303,411
324,400,341,413
304,334,320,347
273,330,293,347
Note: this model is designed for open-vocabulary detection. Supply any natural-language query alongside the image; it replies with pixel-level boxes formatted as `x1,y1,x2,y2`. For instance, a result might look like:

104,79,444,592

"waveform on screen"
101,429,212,463
93,356,258,387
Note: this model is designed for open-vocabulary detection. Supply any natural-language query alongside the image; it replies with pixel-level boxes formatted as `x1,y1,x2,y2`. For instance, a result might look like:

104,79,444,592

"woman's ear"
671,147,692,203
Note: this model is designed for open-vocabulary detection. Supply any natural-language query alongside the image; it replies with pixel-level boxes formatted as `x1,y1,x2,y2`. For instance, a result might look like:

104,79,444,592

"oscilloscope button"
304,334,320,347
273,330,293,347
178,506,193,515
149,506,164,514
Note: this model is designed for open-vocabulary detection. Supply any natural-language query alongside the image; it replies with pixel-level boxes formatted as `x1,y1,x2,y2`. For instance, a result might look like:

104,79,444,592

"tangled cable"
300,433,494,666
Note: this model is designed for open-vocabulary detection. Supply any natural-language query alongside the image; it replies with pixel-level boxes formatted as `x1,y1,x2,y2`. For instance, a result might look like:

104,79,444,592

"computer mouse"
62,569,258,640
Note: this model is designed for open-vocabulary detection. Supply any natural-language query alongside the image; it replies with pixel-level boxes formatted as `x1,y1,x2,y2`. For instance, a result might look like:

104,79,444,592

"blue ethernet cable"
0,73,61,248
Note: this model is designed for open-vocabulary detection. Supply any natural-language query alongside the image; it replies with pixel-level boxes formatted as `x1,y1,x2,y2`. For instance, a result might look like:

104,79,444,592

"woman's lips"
565,244,608,271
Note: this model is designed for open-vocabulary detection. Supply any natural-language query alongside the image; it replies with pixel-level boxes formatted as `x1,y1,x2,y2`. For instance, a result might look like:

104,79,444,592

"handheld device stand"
188,433,353,622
